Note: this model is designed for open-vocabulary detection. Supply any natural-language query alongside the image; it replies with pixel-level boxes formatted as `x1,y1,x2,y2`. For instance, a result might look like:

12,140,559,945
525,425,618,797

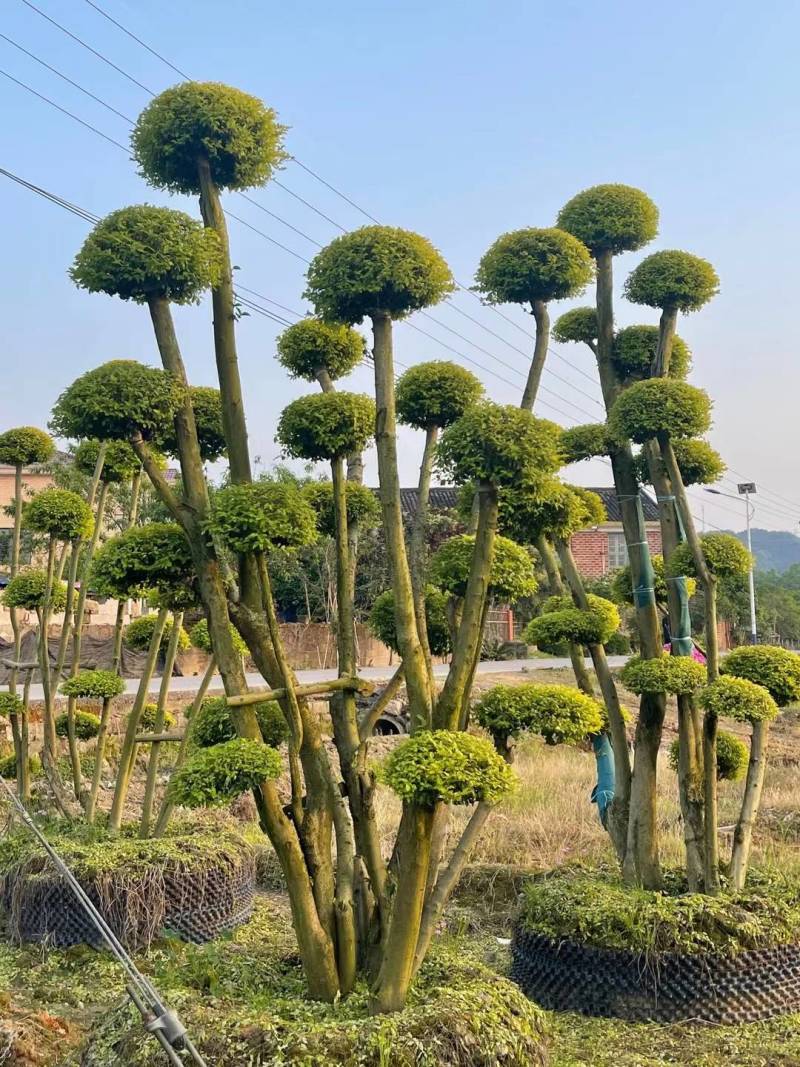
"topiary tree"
612,325,692,382
608,379,712,444
557,184,659,257
277,392,375,463
2,569,67,613
189,618,248,658
525,595,620,650
124,614,191,654
552,306,598,349
624,251,719,376
55,710,101,741
369,586,452,658
207,481,319,555
430,534,537,604
190,695,288,750
475,682,604,748
560,422,613,464
620,654,707,695
302,481,380,538
158,386,227,462
669,730,748,782
722,645,800,707
168,737,283,808
24,488,94,544
634,438,725,488
474,227,593,409
276,318,366,389
74,439,141,485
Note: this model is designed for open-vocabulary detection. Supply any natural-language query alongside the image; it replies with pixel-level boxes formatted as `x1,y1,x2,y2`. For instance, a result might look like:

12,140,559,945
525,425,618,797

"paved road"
27,656,628,701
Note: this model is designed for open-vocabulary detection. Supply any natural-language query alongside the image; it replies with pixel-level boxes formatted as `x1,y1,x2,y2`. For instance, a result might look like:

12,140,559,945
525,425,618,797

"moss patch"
518,866,800,957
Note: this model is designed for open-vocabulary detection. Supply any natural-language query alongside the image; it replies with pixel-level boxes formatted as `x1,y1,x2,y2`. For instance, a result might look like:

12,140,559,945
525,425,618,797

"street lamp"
705,483,758,644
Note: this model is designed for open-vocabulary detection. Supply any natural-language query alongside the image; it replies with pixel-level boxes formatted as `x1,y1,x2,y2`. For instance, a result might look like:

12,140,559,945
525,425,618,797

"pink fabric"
663,642,707,664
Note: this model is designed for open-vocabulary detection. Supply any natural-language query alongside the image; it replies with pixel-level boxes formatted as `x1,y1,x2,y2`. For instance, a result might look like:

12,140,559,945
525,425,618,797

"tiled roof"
385,485,659,523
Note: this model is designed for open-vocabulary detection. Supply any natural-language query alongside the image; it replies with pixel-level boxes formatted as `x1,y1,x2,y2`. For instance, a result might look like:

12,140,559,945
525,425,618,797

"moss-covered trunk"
139,609,184,837
730,719,769,890
521,299,550,412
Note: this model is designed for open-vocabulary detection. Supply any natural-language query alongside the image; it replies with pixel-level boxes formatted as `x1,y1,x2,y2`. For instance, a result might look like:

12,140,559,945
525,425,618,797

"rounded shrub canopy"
495,481,606,545
667,533,752,582
395,361,483,429
70,205,223,304
699,675,778,724
612,325,692,382
430,534,537,602
670,729,748,782
60,669,125,700
525,595,620,648
612,554,696,606
436,402,562,488
2,569,67,612
55,710,101,741
50,360,184,444
0,692,23,718
158,385,227,462
379,730,516,808
189,618,248,657
620,654,706,695
474,227,593,306
552,306,598,346
635,438,724,488
302,480,380,538
92,523,195,601
0,427,54,468
369,585,451,658
24,489,94,542
276,319,366,383
207,481,318,554
124,614,190,653
190,695,287,749
561,423,612,464
74,439,141,485
557,184,659,256
624,250,719,312
475,682,604,745
132,81,287,195
277,392,375,461
168,737,283,807
608,379,712,443
721,645,800,707
304,225,454,324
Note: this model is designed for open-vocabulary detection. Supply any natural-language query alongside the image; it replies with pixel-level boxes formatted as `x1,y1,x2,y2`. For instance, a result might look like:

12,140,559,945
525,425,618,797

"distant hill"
730,529,800,573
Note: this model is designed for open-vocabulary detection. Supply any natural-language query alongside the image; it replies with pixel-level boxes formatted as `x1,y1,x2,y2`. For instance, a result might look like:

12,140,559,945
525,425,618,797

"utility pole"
705,483,758,644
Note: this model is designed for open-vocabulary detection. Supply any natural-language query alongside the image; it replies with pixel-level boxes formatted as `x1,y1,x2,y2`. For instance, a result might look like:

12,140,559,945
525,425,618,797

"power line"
0,29,134,122
82,0,191,80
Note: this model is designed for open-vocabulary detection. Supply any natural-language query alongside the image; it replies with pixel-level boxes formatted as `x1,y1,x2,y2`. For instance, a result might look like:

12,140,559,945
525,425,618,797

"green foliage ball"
304,225,454,324
277,392,375,462
50,360,184,444
190,695,287,749
635,438,725,488
669,729,748,782
301,480,380,538
157,385,227,462
612,325,692,381
207,481,318,554
395,361,484,429
0,693,23,718
168,737,282,807
55,710,101,740
620,654,707,695
624,250,720,312
611,554,697,607
474,227,593,306
667,533,752,582
0,752,40,780
74,439,141,484
430,534,537,603
552,306,598,346
24,488,94,542
70,205,223,305
608,379,712,443
92,523,194,601
188,618,248,657
132,81,287,194
525,595,620,648
721,645,800,708
699,675,778,724
368,586,452,658
496,481,605,544
561,423,612,464
2,569,67,612
557,184,659,256
379,730,516,808
123,614,190,654
436,402,562,488
0,427,54,467
139,704,176,732
276,319,366,383
475,682,604,745
60,670,125,700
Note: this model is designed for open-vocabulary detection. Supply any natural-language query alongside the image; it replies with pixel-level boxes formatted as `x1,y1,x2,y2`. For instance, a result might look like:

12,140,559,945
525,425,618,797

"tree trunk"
371,312,433,726
409,424,439,691
112,468,143,676
85,695,114,824
195,159,252,485
140,610,184,837
9,463,24,793
521,299,550,411
652,306,678,377
730,720,769,890
536,535,595,697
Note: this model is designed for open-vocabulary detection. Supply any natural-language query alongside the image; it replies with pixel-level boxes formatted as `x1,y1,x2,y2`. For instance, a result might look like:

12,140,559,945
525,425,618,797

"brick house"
396,485,661,580
0,459,55,567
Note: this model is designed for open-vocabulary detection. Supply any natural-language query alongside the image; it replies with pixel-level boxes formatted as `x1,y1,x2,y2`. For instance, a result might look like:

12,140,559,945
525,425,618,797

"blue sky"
1,0,798,533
